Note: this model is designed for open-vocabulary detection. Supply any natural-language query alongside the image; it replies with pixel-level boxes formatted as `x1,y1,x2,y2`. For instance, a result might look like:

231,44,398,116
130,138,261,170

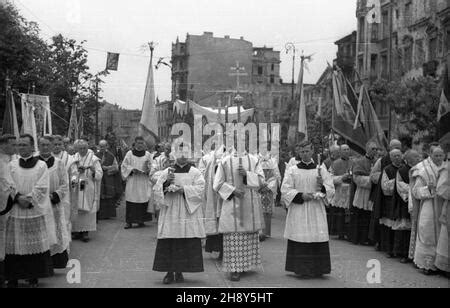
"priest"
369,139,402,250
4,134,54,288
0,135,16,288
411,145,446,275
70,139,103,243
213,146,265,282
199,146,226,259
121,136,154,229
152,143,206,285
435,150,449,274
393,150,421,263
281,140,334,278
258,153,281,241
38,136,70,269
96,140,121,220
379,149,404,258
349,141,378,245
329,144,353,239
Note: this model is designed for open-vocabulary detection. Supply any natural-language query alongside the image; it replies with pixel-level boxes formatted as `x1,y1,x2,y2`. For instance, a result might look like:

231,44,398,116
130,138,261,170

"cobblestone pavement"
39,203,449,288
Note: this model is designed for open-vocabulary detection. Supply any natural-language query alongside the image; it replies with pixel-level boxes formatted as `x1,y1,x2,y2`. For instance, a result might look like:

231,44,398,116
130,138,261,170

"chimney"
224,35,230,39
204,31,213,37
240,36,244,40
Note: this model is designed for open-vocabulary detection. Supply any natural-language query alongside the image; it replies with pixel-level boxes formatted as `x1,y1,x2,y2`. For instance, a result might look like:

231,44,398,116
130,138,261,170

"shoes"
72,232,81,240
137,223,146,228
400,258,410,264
230,272,241,282
259,235,267,242
175,273,184,283
163,273,175,285
81,232,90,243
124,224,133,230
27,278,39,288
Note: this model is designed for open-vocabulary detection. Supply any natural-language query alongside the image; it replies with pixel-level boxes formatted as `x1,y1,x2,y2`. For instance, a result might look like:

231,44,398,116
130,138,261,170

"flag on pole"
106,52,120,71
438,58,450,144
355,85,388,149
139,47,158,145
296,58,308,140
67,103,79,141
331,68,367,154
2,90,20,137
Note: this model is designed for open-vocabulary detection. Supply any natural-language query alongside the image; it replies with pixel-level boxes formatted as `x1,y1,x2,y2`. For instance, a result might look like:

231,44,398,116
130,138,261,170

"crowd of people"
0,132,448,288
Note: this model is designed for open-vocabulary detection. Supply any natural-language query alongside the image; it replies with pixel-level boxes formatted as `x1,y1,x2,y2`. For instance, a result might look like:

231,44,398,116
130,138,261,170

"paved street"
40,203,449,288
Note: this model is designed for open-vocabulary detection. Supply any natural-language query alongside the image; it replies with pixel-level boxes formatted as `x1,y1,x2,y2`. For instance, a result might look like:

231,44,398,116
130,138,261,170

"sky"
13,0,357,110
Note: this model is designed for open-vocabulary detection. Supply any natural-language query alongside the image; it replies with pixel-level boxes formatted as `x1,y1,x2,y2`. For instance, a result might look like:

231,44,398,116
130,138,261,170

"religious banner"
20,94,52,151
68,103,79,141
106,52,120,71
2,91,20,137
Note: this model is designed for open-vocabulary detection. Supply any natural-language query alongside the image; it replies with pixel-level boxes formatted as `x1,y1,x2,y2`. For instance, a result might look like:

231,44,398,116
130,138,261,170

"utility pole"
95,77,99,144
387,2,393,141
286,43,297,101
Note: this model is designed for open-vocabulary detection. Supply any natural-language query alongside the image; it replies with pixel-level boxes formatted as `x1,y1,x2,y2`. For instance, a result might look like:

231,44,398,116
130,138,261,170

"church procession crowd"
0,132,449,288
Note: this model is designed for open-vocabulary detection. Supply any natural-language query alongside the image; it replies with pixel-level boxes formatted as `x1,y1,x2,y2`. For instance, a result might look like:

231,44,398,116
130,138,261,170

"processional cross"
229,61,248,123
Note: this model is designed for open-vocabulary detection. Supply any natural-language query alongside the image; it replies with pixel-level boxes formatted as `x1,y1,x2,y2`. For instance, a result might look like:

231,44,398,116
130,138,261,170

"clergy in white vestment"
435,155,449,274
199,145,226,258
213,149,265,282
411,146,446,275
38,136,70,269
328,145,353,239
281,140,334,278
5,134,55,288
0,135,17,287
70,140,103,243
121,136,154,229
152,144,206,285
51,135,74,242
258,153,281,241
150,143,174,214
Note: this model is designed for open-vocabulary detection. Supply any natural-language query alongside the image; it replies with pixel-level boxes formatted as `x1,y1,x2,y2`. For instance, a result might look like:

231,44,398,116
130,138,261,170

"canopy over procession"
1,0,449,289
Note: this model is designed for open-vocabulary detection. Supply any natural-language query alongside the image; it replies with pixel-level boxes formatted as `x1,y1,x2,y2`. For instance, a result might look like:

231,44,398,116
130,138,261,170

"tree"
0,4,108,137
370,77,441,141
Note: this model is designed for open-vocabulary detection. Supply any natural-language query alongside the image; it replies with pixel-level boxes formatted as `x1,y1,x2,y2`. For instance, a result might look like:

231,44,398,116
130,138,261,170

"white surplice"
281,163,334,243
47,158,70,255
8,159,56,255
70,151,103,232
153,166,206,239
213,154,265,234
0,153,15,261
121,151,153,204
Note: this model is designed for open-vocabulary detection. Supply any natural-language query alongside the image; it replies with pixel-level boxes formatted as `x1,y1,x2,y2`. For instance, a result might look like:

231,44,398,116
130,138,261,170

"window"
429,37,437,61
415,39,425,67
258,66,264,76
404,2,412,27
270,75,275,84
382,10,389,39
404,45,413,71
271,64,275,71
381,53,388,79
370,54,378,78
273,97,279,109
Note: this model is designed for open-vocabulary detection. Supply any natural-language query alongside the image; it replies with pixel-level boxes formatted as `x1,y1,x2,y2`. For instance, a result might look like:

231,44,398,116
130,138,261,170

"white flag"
139,54,158,144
